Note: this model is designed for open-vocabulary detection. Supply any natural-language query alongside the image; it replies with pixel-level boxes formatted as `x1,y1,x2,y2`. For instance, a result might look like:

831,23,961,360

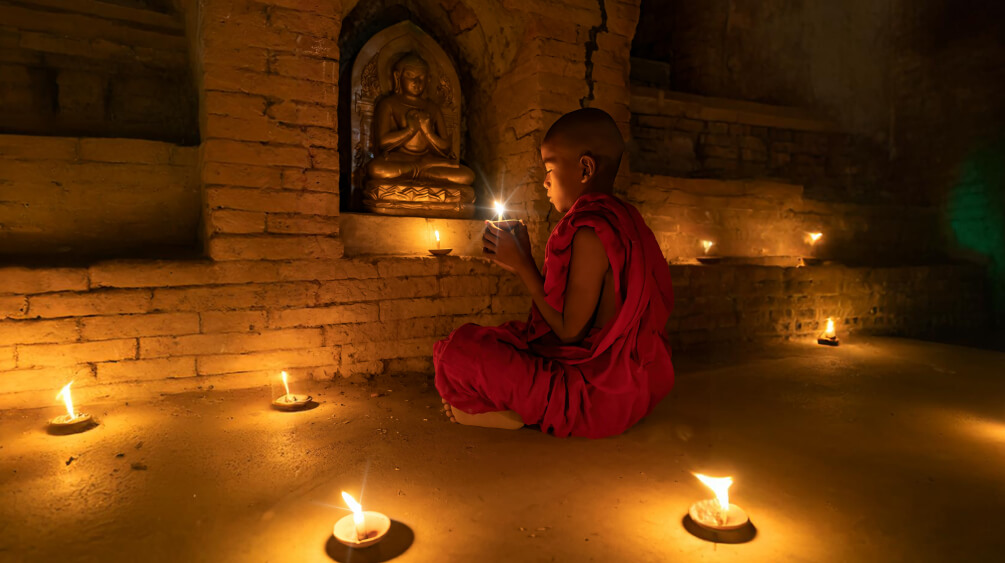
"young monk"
433,108,674,439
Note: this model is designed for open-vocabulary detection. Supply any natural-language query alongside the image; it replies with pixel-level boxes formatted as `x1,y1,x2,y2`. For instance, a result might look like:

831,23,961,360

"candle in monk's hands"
494,200,505,222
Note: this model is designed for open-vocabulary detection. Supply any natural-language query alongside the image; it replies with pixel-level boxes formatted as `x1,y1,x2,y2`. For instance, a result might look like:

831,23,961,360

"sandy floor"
2,336,1004,563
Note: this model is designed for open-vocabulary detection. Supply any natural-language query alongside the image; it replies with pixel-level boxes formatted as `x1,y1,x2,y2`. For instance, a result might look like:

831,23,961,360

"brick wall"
0,0,198,143
630,88,886,204
0,135,199,260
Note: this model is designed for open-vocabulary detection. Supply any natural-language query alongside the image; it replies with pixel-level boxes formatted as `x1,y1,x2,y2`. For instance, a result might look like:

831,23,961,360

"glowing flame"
280,371,291,397
823,318,836,339
494,200,505,221
56,381,77,420
434,230,440,242
808,232,823,245
341,491,367,541
701,240,715,255
693,473,732,515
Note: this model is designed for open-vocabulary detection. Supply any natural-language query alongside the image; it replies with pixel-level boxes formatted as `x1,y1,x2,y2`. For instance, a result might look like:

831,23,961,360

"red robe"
433,192,674,438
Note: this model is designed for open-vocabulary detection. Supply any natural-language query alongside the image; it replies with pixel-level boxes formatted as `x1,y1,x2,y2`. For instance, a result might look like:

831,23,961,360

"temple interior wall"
0,0,1000,405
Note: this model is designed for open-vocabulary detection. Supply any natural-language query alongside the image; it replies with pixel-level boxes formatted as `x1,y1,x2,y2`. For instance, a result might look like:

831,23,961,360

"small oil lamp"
48,381,95,434
689,473,749,531
333,491,391,548
801,232,824,266
697,239,721,264
428,229,452,256
817,317,840,346
271,371,311,411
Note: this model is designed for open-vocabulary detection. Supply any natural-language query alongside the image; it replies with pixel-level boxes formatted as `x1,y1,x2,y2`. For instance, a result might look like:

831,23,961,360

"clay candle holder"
48,382,96,434
271,371,311,411
429,229,452,256
334,492,391,549
697,240,721,264
817,317,840,346
689,473,749,531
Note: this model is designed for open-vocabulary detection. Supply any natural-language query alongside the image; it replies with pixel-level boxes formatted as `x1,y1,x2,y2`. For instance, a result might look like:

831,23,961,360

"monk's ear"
579,154,597,183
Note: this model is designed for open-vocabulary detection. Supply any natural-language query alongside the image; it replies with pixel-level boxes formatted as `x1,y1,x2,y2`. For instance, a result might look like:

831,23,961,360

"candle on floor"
48,381,95,434
689,473,749,531
817,317,840,346
271,371,311,410
333,491,391,548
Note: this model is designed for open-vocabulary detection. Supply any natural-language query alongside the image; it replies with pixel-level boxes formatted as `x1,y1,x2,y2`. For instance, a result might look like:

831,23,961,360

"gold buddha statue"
361,53,476,218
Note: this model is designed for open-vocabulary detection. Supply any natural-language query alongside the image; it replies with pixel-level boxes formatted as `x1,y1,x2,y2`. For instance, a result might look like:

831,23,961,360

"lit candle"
48,381,94,433
271,371,311,410
808,232,823,246
281,370,291,400
689,472,749,531
434,230,441,250
341,491,368,542
494,200,505,222
701,240,715,255
817,317,839,346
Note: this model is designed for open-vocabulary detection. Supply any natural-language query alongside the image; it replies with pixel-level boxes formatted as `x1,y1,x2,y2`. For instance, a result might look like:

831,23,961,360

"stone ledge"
340,212,488,257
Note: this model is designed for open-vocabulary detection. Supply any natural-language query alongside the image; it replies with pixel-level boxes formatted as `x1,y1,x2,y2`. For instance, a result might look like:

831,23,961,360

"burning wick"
333,491,391,548
689,472,749,531
818,317,840,346
48,381,94,433
701,240,715,255
808,232,823,245
494,200,505,222
434,230,441,250
342,492,368,542
271,371,311,410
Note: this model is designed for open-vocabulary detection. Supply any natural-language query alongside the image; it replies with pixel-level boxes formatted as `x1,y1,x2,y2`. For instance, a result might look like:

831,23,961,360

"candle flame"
342,491,366,541
693,472,732,514
808,232,823,245
494,200,505,221
701,240,715,255
434,230,440,242
823,317,836,339
280,371,291,396
56,381,77,419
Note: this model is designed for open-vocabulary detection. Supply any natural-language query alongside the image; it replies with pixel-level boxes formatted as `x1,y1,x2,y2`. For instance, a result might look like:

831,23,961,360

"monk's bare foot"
441,399,524,430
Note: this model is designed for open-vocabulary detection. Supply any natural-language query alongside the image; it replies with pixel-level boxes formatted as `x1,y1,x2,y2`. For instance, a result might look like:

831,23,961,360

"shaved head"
543,108,625,182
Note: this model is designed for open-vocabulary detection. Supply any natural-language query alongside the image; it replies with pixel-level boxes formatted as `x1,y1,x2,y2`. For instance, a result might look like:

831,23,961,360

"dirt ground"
2,337,1004,562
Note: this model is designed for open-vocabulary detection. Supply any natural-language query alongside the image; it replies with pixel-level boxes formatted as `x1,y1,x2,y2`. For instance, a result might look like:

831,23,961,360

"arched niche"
348,22,465,211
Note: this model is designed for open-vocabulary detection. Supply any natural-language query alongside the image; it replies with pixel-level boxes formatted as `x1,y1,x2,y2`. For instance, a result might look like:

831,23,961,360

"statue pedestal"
362,180,475,218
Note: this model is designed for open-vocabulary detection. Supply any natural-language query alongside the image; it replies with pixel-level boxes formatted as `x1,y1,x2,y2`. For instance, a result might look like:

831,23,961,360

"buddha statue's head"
392,53,429,98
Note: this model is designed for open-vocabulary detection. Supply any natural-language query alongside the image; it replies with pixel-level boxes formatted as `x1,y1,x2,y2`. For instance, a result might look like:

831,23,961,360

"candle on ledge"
428,228,452,255
801,232,824,266
697,240,721,264
817,317,840,346
689,472,749,531
48,381,95,434
702,240,715,255
435,230,441,250
333,491,391,548
271,370,311,411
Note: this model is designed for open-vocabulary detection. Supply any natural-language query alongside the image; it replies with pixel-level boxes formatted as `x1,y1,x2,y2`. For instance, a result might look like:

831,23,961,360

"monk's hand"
483,221,531,274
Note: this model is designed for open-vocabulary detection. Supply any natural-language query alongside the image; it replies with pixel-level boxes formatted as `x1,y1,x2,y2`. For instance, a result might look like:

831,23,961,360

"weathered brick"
28,290,152,318
196,346,339,375
0,319,79,345
203,162,282,188
151,285,262,312
266,214,338,235
96,357,196,383
205,114,305,145
322,318,440,345
440,275,498,297
269,53,338,82
379,297,491,321
269,303,379,328
203,139,310,168
18,339,136,368
491,295,531,314
0,365,94,394
206,187,339,214
81,313,199,341
140,328,322,358
200,310,268,333
375,258,440,278
342,337,438,362
277,260,379,281
207,234,343,261
0,296,28,320
204,90,268,120
0,346,14,370
79,139,172,164
266,100,335,127
0,267,89,295
316,277,438,304
209,210,268,234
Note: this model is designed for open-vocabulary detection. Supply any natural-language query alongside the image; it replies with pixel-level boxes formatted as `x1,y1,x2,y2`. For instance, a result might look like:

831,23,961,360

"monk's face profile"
396,66,427,98
541,139,591,212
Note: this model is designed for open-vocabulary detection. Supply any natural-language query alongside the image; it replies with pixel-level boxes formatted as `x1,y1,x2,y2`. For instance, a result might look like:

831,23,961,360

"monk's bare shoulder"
571,227,608,269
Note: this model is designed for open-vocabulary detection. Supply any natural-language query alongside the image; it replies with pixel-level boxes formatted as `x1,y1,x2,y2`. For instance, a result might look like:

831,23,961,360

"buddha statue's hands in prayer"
483,220,534,274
